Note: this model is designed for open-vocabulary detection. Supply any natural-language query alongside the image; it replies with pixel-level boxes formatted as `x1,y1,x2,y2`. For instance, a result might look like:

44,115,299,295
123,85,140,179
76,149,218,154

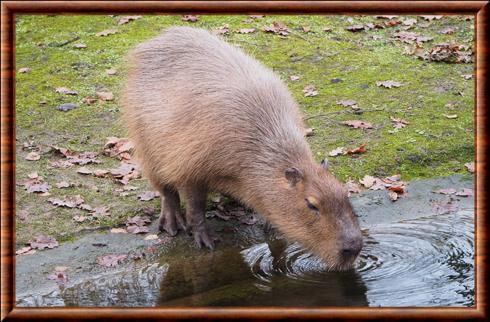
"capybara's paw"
159,220,178,237
194,228,216,250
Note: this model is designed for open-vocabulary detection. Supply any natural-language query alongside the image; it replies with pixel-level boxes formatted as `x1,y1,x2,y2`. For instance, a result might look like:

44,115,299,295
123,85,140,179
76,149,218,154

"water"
17,211,474,307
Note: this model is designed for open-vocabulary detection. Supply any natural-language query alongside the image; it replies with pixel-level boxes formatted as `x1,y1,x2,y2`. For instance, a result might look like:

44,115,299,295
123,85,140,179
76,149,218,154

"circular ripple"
240,211,474,306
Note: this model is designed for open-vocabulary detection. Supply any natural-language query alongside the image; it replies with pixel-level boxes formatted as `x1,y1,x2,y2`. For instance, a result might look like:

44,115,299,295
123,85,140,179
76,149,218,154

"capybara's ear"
285,167,304,186
321,158,329,170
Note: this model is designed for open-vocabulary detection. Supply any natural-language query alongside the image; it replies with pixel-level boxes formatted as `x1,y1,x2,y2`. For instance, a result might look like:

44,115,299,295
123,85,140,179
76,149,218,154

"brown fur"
122,27,362,270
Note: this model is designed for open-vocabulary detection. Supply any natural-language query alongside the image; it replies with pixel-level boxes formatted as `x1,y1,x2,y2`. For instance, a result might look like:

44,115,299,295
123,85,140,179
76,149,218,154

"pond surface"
18,210,474,307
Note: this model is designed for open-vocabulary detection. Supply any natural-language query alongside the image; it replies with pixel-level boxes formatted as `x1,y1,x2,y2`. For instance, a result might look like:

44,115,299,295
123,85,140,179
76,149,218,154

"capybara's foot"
159,210,186,236
193,227,216,250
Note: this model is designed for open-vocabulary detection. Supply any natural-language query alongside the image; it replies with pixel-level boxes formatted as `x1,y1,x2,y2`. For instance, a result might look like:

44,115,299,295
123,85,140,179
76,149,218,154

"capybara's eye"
305,198,319,213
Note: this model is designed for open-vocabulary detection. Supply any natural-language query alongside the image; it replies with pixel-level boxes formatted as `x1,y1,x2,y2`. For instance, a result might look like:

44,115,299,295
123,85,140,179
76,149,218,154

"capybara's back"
122,27,362,270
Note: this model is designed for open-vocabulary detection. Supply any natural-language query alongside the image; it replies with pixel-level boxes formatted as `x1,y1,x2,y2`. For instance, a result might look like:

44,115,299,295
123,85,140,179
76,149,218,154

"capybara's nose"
341,235,363,259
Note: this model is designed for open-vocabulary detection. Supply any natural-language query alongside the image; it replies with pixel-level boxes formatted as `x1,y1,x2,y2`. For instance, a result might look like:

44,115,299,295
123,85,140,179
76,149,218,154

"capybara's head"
266,158,362,271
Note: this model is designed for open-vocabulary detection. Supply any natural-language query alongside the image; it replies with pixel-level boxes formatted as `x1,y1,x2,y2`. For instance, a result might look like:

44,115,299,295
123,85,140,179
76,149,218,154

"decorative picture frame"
1,1,487,320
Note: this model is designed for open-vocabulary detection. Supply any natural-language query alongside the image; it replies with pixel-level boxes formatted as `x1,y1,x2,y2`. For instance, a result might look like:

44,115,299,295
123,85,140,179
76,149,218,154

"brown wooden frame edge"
1,1,488,320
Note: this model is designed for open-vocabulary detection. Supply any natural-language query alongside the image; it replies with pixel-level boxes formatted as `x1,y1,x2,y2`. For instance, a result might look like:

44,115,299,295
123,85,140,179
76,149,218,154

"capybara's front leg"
159,186,186,236
184,184,216,250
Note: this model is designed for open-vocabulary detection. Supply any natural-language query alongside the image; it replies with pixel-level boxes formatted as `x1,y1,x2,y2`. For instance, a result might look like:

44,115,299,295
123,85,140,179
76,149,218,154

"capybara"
122,27,362,270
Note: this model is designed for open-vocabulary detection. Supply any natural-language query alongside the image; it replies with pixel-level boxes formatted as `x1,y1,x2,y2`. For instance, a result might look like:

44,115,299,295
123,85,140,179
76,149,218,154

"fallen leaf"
97,254,127,267
390,117,410,129
27,182,50,194
440,27,455,34
118,15,141,25
263,21,291,36
420,15,443,21
213,24,230,35
302,25,311,33
346,24,366,32
16,246,35,255
346,144,367,155
77,167,93,175
19,67,31,73
55,87,78,95
104,137,134,158
323,27,332,32
346,180,361,195
388,190,399,201
96,29,118,37
237,28,256,34
342,120,373,129
137,191,159,201
96,91,114,101
28,235,59,250
461,74,473,80
126,215,151,226
73,43,87,49
91,206,110,217
144,234,159,240
393,31,433,44
127,225,150,234
110,228,128,234
82,96,98,105
250,15,264,19
376,15,399,19
303,85,318,97
182,15,199,22
73,215,88,222
432,198,458,215
47,266,69,285
106,69,118,76
359,175,376,188
428,43,473,63
336,100,357,107
455,188,473,197
289,75,300,81
49,159,73,169
402,18,418,27
329,147,346,157
55,181,71,189
464,162,475,173
93,169,109,177
25,152,41,161
48,195,85,208
376,80,402,88
443,114,458,119
433,188,456,195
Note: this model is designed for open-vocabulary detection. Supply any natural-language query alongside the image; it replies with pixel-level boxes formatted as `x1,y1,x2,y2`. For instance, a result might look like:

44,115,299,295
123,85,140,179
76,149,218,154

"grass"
15,15,474,245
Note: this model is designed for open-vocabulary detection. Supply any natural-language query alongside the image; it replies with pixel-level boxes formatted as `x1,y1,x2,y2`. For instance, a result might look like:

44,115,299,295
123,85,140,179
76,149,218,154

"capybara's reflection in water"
158,239,368,306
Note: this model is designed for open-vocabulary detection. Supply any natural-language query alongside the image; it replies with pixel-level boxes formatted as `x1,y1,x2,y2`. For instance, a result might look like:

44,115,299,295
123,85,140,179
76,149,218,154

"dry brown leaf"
237,28,256,34
390,116,410,129
329,147,346,157
19,67,31,73
96,91,114,101
97,254,127,267
464,162,475,173
342,120,373,129
28,235,59,250
376,80,402,88
182,15,199,22
303,85,318,97
118,15,141,25
96,29,118,37
346,144,367,155
25,152,41,161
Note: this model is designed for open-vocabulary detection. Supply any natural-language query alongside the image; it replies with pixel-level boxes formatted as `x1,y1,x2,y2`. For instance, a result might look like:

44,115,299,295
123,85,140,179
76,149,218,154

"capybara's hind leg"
159,186,186,236
184,184,216,250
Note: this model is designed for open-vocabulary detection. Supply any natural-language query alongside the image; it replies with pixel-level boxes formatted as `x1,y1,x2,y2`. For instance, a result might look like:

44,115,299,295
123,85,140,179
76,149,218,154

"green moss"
15,15,474,244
